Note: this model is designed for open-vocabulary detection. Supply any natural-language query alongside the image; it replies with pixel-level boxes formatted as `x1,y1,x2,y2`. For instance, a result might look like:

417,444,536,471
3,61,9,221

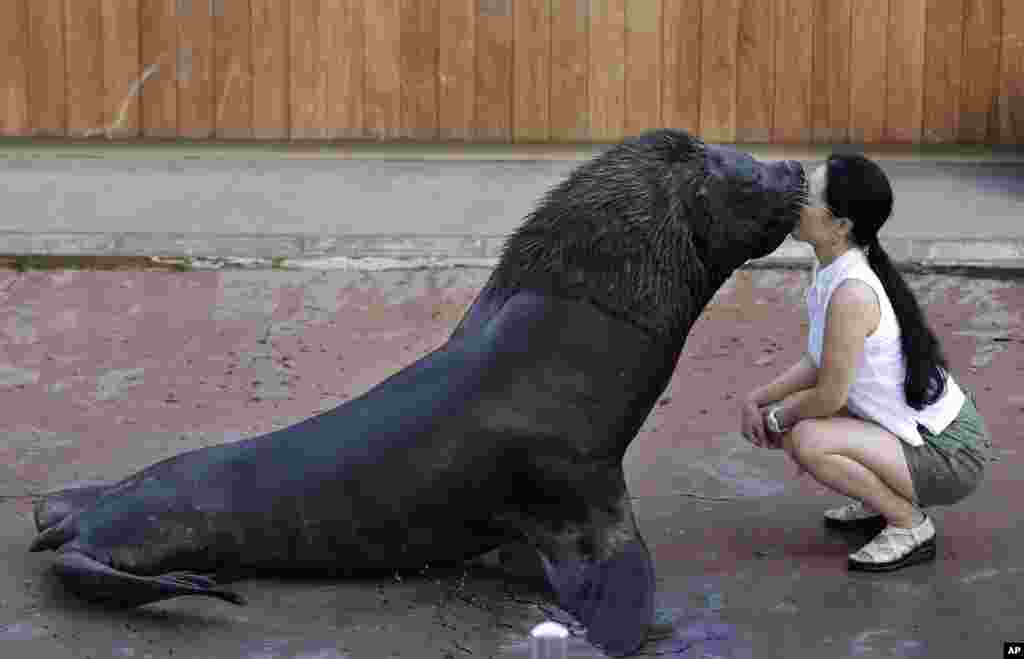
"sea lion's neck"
491,236,714,343
663,265,734,355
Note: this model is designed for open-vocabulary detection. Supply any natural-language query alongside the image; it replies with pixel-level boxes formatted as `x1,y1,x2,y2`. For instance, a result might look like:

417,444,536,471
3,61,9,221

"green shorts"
901,386,995,508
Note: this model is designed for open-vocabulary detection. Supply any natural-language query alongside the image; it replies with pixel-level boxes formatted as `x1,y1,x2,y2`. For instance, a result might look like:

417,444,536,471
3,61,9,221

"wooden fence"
1,0,1021,144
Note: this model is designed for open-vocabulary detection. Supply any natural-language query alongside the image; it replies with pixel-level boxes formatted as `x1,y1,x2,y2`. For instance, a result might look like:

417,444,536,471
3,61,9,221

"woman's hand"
740,397,769,448
761,406,808,476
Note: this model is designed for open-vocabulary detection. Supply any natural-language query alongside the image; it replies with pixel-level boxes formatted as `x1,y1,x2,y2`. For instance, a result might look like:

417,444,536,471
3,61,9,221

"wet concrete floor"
0,265,1021,658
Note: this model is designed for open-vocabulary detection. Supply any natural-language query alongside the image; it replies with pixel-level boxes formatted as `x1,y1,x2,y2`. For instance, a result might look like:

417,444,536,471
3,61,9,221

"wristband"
766,406,784,434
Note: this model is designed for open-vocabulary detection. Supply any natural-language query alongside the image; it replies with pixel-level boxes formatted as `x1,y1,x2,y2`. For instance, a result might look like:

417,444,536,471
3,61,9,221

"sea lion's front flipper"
539,534,655,657
52,550,245,608
529,492,656,658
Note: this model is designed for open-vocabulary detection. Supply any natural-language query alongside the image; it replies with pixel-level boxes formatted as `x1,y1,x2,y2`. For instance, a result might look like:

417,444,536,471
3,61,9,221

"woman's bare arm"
745,352,818,407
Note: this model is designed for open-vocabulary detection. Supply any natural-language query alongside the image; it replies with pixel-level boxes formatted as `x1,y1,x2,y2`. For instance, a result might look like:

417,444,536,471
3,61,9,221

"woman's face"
791,165,847,246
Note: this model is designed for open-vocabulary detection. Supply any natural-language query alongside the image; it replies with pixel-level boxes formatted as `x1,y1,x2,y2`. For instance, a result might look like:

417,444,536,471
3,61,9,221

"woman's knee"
778,424,813,468
786,419,824,460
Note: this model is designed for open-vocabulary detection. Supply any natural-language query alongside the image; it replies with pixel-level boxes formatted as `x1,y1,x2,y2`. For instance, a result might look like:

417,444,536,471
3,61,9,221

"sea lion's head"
694,144,807,269
494,129,807,339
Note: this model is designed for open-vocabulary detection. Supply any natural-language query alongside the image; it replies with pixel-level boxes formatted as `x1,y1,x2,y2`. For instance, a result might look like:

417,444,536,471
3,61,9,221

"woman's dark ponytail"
827,155,949,410
864,241,949,410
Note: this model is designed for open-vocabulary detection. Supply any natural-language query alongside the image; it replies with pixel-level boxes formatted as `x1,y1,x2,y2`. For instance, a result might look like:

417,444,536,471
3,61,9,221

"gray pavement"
2,141,1023,657
1,144,1022,272
1,265,1021,658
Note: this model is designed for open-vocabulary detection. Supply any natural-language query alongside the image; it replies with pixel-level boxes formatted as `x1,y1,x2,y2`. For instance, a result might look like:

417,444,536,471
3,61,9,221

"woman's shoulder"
829,279,881,334
832,277,878,304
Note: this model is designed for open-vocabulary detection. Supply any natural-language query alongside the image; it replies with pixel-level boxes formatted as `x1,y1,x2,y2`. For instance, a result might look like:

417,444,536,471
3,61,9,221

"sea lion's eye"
690,229,708,253
733,160,757,184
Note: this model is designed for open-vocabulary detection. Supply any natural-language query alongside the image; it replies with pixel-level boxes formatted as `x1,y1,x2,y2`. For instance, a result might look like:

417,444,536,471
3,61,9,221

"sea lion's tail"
33,480,117,532
28,513,78,552
51,550,246,608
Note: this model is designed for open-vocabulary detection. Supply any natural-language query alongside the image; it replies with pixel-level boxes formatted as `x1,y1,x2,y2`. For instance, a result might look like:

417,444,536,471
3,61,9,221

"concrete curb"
3,140,1023,163
1,231,1022,278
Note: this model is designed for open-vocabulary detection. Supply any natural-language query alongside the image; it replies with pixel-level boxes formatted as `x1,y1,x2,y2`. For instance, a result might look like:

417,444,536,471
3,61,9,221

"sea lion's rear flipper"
34,480,117,532
52,550,246,608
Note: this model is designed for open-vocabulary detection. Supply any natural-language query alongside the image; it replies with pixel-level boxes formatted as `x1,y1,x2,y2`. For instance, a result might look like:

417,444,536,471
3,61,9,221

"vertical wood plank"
549,0,590,141
214,0,253,138
318,0,338,138
849,0,888,144
514,0,551,143
101,0,141,138
773,0,813,144
475,0,514,142
321,0,363,139
251,0,289,139
290,0,324,138
922,0,964,144
176,0,214,138
439,0,475,141
997,0,1023,144
737,0,775,143
400,0,439,140
364,0,402,140
589,0,625,142
811,0,852,143
662,0,701,135
960,0,1002,143
140,0,177,137
26,0,68,136
885,0,927,143
0,0,30,135
700,0,740,143
64,0,105,137
625,0,661,136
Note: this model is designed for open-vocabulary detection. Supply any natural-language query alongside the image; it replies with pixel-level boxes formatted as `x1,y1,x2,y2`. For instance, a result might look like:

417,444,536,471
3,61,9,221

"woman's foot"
823,500,884,528
848,514,936,572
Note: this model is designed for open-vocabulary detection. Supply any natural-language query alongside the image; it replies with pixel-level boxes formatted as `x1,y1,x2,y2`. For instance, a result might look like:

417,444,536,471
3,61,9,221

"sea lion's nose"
783,160,803,176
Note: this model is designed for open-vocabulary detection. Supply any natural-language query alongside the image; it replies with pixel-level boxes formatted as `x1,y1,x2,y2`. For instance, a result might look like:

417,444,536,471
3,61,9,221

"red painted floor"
1,266,1020,658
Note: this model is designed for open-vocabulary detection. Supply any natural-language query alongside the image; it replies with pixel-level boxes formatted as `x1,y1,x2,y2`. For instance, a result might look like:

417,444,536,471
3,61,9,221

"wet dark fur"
494,130,711,338
493,129,805,339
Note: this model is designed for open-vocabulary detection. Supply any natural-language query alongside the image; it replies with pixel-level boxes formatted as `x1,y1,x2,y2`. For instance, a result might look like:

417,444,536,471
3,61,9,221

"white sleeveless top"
806,247,965,446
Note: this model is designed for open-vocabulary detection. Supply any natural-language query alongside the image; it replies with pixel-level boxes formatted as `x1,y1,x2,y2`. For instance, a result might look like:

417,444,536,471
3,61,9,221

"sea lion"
29,129,806,657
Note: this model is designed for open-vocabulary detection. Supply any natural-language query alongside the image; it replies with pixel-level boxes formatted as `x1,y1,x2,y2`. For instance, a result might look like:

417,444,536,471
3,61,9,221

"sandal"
848,515,936,572
824,500,884,528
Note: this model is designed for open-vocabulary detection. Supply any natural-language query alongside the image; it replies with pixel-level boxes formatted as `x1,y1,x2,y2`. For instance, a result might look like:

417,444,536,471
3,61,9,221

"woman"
740,154,995,572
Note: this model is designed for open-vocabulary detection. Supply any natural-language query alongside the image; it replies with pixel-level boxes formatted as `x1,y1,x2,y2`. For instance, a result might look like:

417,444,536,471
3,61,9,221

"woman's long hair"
826,155,949,410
